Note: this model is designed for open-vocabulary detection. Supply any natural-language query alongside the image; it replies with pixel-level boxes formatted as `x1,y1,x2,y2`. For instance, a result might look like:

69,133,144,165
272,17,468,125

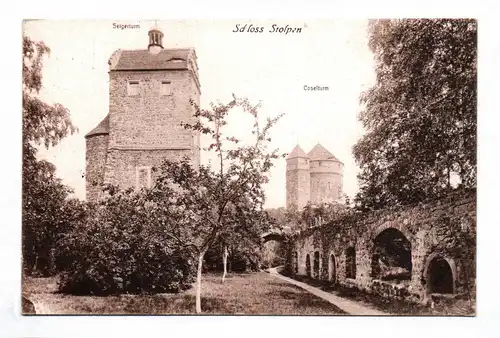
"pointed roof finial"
308,143,341,162
287,144,308,159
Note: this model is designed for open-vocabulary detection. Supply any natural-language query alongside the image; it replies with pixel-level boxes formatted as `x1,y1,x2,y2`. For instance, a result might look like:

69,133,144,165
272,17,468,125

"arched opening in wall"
305,254,311,277
345,247,356,279
313,251,320,279
261,240,285,268
427,256,454,294
371,228,412,281
292,252,298,274
329,254,337,283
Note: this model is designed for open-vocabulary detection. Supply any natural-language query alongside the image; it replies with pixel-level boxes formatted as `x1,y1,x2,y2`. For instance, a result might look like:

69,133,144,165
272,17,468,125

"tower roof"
108,26,197,71
109,48,194,71
307,143,341,162
287,145,308,159
85,114,109,138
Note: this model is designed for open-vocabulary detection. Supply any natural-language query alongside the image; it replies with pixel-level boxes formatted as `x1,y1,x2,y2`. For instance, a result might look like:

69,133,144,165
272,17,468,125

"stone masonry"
286,143,343,210
85,28,201,201
285,190,476,305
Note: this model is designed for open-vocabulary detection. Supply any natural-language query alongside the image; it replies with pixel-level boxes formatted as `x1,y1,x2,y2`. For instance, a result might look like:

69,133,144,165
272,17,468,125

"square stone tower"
85,27,201,202
286,145,311,210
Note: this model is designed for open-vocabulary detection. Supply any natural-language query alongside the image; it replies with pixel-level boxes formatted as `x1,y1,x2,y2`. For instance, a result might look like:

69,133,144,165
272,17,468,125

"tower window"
128,81,140,96
161,81,172,96
136,166,152,189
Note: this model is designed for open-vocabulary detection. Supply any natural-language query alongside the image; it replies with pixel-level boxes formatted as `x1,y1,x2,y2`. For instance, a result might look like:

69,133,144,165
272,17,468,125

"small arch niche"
305,254,311,277
329,254,337,283
292,252,298,274
426,256,454,294
313,251,320,279
345,247,356,279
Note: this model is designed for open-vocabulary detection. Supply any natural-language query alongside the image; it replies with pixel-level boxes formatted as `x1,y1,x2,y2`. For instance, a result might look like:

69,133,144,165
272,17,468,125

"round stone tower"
85,115,110,202
286,145,311,210
307,143,343,204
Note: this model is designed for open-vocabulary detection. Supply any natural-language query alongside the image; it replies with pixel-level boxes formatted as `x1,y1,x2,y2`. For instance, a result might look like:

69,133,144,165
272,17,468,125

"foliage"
266,207,287,225
204,241,261,272
22,36,77,275
23,36,77,149
204,207,272,272
58,187,196,295
300,201,351,226
142,95,284,312
261,240,286,269
354,19,477,210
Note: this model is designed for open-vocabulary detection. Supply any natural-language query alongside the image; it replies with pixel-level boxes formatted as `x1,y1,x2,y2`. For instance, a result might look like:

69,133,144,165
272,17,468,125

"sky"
23,19,376,208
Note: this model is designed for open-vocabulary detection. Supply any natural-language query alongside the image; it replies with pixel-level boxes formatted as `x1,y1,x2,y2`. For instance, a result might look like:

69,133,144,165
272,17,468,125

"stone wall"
309,170,343,204
286,190,476,304
108,69,200,151
103,148,195,190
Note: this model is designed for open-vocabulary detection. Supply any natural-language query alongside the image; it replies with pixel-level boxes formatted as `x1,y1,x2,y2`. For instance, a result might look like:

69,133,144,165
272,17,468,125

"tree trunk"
447,165,452,189
222,246,228,283
195,252,206,314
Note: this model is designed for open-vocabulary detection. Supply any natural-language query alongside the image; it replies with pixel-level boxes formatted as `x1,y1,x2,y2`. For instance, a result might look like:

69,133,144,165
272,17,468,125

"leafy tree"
205,218,268,278
144,96,283,313
266,207,287,225
22,36,77,275
353,19,476,210
22,158,72,274
217,201,272,282
23,37,76,149
58,187,196,295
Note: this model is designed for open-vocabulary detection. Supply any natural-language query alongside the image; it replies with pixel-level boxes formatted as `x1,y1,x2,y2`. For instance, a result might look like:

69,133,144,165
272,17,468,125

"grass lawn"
23,272,346,315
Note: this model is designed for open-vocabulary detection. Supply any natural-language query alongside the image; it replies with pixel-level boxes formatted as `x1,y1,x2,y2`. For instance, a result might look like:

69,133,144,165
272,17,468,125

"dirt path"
268,268,390,316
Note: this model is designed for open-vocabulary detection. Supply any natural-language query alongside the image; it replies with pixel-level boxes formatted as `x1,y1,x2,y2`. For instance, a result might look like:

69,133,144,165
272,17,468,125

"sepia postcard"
20,18,476,317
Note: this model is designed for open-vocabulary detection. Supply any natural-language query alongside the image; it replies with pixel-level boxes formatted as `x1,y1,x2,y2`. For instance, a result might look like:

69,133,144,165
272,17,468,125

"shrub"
203,244,261,273
58,187,196,295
